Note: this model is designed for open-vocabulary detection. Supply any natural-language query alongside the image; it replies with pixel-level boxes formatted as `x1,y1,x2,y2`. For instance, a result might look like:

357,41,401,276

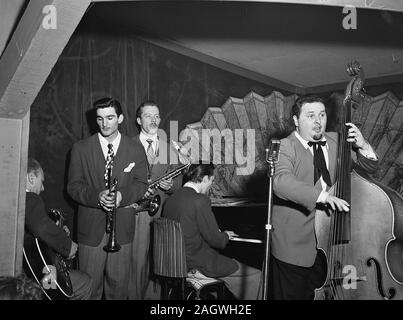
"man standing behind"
24,158,92,300
67,98,148,299
128,100,182,300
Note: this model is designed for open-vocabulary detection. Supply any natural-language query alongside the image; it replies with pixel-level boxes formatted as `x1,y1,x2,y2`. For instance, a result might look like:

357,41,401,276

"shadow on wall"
86,108,99,136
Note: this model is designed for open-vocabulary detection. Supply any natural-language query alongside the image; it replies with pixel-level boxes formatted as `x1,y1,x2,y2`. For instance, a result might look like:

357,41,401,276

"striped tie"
104,143,114,188
146,139,155,165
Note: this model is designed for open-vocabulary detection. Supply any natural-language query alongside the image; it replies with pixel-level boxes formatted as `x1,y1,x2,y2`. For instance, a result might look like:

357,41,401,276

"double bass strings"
329,100,351,300
336,98,353,300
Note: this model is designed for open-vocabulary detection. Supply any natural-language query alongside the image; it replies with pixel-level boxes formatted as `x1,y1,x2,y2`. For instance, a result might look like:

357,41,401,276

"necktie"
104,143,114,188
146,139,155,165
307,141,332,187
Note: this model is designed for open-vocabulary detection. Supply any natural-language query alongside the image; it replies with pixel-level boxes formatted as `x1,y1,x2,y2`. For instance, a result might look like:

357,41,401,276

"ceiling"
86,1,403,92
2,1,403,95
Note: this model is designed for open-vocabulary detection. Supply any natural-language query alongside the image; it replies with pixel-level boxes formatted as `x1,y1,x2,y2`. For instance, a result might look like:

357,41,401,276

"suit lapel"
90,134,107,187
112,135,129,183
291,131,332,191
133,134,153,180
291,131,315,166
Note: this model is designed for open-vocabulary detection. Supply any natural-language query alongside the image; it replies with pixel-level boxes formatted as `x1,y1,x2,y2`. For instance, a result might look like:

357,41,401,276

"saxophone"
131,162,191,216
127,141,191,216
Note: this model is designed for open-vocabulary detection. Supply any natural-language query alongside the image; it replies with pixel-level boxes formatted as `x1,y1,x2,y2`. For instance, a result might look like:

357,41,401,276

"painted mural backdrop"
179,91,403,200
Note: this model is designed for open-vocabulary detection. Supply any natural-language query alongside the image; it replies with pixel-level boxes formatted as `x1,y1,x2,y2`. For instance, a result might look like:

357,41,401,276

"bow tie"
307,141,327,147
307,140,331,187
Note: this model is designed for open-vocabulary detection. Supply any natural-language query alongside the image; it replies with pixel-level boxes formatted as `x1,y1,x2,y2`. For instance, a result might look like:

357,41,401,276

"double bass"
315,61,403,299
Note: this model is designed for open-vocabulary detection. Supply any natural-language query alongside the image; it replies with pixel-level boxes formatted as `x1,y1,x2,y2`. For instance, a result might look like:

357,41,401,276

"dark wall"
28,17,288,230
28,11,403,231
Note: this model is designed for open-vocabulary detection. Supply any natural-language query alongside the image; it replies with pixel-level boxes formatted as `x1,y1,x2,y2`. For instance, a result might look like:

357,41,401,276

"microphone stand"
262,148,276,300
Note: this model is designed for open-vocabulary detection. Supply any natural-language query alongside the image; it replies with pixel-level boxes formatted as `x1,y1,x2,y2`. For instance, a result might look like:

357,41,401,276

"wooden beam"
92,0,403,13
0,0,91,119
0,113,30,276
0,0,90,276
0,0,27,57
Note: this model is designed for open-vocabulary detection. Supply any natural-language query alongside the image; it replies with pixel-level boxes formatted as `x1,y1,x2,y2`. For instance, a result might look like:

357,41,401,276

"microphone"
265,139,281,164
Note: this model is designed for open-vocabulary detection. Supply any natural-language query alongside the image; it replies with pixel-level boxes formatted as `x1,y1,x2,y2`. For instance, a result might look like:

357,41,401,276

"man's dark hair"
136,100,159,119
0,274,43,300
93,97,123,116
291,95,325,119
27,158,42,176
184,162,215,183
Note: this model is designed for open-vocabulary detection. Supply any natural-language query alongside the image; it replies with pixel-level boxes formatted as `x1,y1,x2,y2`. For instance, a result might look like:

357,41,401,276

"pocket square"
123,162,135,173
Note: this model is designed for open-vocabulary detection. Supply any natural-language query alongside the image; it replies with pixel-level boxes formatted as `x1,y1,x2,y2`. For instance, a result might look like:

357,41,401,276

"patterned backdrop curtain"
27,28,403,233
29,33,150,230
27,29,277,232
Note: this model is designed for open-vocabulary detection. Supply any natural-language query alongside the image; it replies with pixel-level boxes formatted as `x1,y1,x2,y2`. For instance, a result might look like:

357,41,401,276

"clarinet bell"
103,231,121,253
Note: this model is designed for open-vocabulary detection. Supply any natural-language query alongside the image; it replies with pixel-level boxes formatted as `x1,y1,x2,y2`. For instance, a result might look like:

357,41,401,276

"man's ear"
118,114,124,124
293,115,299,128
136,117,141,126
27,172,35,186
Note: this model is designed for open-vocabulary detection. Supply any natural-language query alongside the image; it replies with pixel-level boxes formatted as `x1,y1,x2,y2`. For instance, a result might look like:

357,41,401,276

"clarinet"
104,155,114,234
103,177,120,253
102,151,121,252
105,176,117,235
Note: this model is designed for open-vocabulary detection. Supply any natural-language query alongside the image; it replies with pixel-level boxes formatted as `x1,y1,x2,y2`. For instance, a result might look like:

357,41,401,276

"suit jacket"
67,133,148,246
132,135,182,217
162,187,238,277
272,131,378,267
24,192,72,257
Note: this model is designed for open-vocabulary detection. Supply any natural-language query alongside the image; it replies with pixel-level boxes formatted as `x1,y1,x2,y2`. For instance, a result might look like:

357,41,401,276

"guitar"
23,208,74,300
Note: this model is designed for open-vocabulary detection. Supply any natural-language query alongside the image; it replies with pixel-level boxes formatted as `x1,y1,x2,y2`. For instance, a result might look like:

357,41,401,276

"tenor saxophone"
131,162,191,216
127,140,191,216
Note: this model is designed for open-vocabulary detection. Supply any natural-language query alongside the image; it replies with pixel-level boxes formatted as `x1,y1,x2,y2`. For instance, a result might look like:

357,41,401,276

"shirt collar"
98,132,121,155
294,130,328,150
139,132,159,150
184,181,200,193
140,131,158,141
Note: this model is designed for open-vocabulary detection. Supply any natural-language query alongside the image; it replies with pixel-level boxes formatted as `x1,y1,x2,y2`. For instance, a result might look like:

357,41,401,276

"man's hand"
63,225,71,237
144,187,156,199
68,241,78,259
159,178,173,191
98,190,122,211
346,122,369,151
324,194,350,212
224,230,239,240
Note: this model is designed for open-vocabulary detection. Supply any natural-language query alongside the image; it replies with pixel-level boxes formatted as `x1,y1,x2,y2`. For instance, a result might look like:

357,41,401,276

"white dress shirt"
139,132,159,155
294,130,377,204
183,181,200,193
98,132,121,160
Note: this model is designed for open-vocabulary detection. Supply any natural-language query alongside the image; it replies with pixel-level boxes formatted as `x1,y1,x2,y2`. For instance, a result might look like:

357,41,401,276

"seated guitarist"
24,158,92,300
